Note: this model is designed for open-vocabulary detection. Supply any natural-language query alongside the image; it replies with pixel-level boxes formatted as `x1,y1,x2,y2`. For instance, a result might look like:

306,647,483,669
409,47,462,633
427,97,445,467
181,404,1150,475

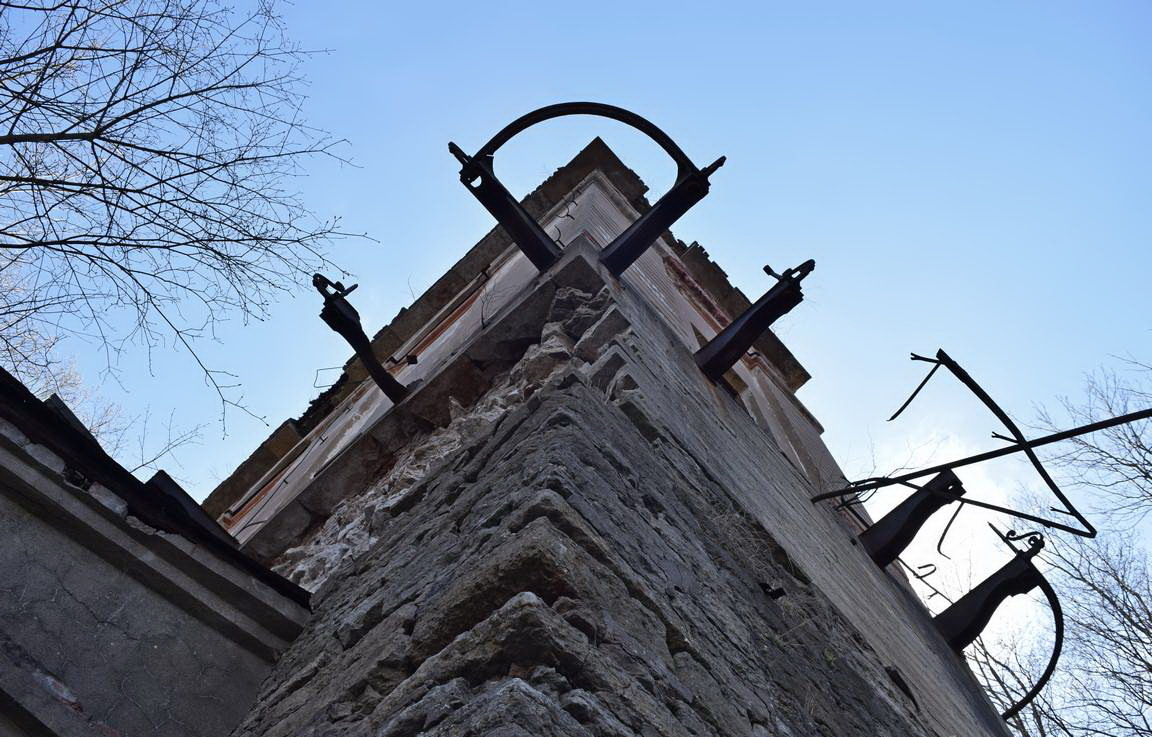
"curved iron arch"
449,102,724,275
469,102,699,178
931,529,1066,723
1001,573,1064,721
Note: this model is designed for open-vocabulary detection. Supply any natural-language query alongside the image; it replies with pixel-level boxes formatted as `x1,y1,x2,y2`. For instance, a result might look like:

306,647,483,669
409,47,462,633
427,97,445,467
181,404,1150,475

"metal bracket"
933,528,1045,652
694,259,815,381
313,273,409,404
806,349,1147,539
932,527,1065,721
919,350,1095,537
449,102,725,275
858,470,966,568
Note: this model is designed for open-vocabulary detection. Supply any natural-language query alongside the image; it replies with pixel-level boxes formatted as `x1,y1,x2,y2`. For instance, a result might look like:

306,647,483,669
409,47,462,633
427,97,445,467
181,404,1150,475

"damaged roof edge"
0,366,311,608
202,137,811,518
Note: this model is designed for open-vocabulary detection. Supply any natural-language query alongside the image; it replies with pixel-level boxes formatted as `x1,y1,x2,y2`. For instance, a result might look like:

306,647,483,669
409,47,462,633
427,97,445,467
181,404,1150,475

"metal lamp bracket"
449,102,725,275
857,469,967,568
694,259,815,381
811,349,1118,540
313,273,410,404
932,527,1065,721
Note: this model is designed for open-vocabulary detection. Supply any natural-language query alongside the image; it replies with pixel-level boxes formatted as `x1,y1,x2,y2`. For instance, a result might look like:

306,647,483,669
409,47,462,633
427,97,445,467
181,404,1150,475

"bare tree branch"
0,0,356,429
970,366,1152,736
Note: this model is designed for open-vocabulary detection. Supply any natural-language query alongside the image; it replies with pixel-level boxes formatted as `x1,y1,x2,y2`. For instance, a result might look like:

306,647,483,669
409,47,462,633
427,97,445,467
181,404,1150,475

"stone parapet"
233,242,1008,737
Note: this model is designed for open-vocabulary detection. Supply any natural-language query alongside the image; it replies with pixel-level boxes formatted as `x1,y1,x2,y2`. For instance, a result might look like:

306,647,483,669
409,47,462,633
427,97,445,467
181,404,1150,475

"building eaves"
203,137,810,517
0,366,310,608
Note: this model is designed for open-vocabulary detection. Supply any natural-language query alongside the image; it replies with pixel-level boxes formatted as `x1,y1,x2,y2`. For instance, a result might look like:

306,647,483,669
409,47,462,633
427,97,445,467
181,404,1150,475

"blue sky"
65,0,1149,539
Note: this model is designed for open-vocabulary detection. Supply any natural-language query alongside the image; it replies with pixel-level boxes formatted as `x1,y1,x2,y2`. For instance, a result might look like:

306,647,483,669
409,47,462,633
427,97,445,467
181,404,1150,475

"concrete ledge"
0,416,311,737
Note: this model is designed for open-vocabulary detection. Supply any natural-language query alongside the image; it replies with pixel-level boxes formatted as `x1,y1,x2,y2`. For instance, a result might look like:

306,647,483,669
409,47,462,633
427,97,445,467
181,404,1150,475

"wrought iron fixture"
313,273,409,404
449,102,725,275
695,259,815,382
933,527,1064,721
806,349,1151,720
809,349,1152,540
857,470,966,568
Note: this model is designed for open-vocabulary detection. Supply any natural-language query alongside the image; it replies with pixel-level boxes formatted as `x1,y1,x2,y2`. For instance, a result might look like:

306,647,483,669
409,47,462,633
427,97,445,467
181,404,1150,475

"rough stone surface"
237,378,924,736
233,264,1008,737
206,138,811,527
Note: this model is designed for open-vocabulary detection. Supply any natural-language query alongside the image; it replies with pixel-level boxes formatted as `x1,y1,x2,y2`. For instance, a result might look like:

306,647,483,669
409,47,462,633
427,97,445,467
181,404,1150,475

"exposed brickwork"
232,247,1007,737
204,139,808,526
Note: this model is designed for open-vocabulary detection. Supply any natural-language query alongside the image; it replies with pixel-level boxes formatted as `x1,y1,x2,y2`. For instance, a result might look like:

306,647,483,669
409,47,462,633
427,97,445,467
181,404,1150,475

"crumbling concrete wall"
0,495,269,736
0,412,309,737
232,245,1008,737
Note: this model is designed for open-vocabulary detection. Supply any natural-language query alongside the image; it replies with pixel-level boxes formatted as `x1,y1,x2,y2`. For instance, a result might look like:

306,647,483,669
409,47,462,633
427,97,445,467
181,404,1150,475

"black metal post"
858,470,966,568
313,274,410,404
599,156,725,276
694,259,814,382
449,145,562,271
933,537,1044,652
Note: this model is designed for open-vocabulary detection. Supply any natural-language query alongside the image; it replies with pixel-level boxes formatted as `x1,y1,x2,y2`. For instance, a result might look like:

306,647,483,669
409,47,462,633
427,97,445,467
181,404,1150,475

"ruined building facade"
2,140,1010,736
